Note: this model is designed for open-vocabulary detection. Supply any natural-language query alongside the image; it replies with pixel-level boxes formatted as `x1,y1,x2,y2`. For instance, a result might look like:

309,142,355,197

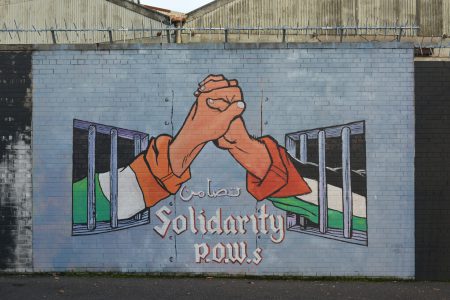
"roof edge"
187,0,235,20
105,0,171,24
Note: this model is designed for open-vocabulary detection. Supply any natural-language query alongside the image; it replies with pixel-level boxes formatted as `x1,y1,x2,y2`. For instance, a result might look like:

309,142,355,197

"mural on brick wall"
72,75,367,265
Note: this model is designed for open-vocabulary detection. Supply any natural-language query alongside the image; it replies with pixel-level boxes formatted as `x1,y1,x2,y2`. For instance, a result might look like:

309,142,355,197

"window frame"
284,120,368,246
72,119,150,236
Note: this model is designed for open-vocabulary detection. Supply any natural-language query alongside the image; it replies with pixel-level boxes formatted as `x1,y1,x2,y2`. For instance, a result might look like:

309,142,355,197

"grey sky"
140,0,215,13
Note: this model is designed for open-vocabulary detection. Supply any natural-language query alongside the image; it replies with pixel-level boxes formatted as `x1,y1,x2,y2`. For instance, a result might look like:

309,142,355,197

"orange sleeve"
130,135,191,207
247,136,311,201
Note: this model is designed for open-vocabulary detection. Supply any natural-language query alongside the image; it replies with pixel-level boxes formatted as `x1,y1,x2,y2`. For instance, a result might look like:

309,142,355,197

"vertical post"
108,29,113,43
134,134,143,221
50,29,56,44
397,27,403,41
299,134,308,163
318,130,328,233
224,28,229,43
282,28,287,43
110,129,118,229
166,29,171,43
87,125,96,231
342,127,353,238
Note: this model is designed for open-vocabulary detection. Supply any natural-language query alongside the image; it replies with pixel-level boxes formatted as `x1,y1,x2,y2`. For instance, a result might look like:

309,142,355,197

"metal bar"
108,30,113,43
134,134,142,221
141,134,151,222
50,29,56,44
74,119,147,140
286,121,365,140
299,134,308,163
398,28,403,41
318,130,328,234
166,29,171,43
110,129,118,229
134,134,142,157
285,136,296,158
224,28,229,43
342,127,352,239
141,135,149,152
87,125,96,231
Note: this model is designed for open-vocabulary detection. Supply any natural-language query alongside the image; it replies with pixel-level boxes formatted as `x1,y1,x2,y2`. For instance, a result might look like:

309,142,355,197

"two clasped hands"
130,74,309,210
169,74,271,181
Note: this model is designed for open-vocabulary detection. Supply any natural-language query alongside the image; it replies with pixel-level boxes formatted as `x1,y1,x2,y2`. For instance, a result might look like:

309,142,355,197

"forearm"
228,137,271,180
169,126,205,177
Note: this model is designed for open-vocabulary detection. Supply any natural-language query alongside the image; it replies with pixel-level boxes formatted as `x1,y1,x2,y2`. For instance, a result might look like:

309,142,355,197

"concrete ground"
0,275,449,300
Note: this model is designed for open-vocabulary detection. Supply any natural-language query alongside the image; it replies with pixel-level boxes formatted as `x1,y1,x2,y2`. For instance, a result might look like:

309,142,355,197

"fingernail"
237,101,245,109
207,98,213,104
200,86,205,91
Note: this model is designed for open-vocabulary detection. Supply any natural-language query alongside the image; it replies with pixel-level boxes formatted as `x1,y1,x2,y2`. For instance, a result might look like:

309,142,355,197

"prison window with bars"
72,119,150,235
283,121,368,246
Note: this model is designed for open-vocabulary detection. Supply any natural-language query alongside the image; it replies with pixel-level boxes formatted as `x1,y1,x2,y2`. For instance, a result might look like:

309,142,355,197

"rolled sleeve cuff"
247,136,311,201
247,137,289,201
130,135,191,207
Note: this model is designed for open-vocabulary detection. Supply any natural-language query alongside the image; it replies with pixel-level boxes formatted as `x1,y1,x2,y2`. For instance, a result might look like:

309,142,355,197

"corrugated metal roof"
185,0,449,37
0,0,171,44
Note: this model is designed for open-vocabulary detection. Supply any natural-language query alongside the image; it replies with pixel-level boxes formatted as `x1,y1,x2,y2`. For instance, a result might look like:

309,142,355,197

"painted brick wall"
31,44,415,277
415,61,450,280
0,51,33,272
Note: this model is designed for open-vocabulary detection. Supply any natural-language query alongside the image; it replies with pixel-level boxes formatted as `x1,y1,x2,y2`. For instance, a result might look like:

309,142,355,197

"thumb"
218,101,246,125
207,98,229,112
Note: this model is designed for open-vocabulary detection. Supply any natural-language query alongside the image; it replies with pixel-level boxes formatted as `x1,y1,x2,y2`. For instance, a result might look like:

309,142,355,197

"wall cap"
0,42,414,51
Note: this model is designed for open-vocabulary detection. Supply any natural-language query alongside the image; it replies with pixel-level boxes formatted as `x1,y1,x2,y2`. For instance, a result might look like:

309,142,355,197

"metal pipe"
87,125,96,231
110,129,118,229
342,127,352,238
134,134,142,156
318,130,328,234
299,134,308,163
134,134,142,221
285,136,296,158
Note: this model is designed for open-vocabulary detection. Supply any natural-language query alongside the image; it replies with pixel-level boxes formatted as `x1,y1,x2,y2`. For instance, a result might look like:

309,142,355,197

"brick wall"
0,51,33,272
30,43,415,277
415,61,450,280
